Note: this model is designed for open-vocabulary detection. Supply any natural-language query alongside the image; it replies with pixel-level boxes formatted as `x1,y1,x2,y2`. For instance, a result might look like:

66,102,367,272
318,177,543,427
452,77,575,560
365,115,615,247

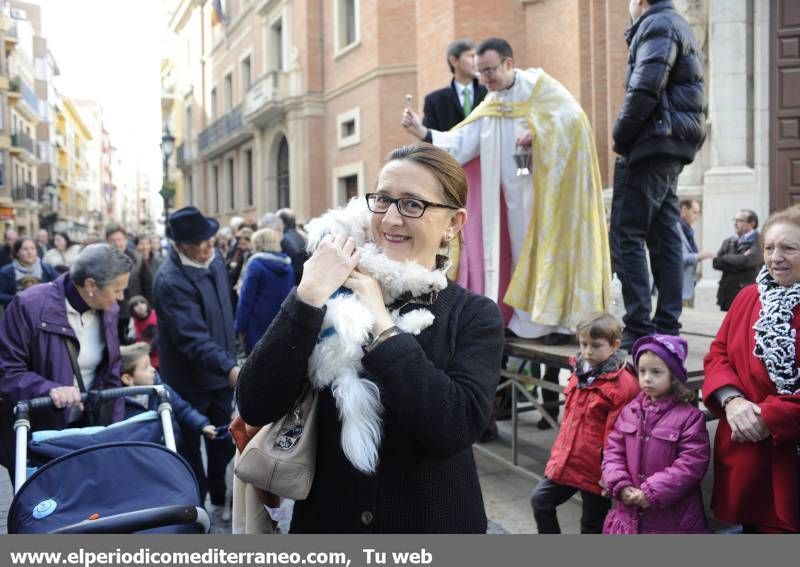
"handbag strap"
64,338,86,394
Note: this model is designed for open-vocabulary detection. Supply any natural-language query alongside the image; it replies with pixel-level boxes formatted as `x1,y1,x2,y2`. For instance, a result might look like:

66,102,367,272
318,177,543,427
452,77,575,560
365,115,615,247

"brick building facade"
163,0,785,313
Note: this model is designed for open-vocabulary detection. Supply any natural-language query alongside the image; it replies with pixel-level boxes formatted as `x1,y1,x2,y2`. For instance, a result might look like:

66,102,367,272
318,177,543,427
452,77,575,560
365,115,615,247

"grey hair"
70,243,133,287
258,212,285,232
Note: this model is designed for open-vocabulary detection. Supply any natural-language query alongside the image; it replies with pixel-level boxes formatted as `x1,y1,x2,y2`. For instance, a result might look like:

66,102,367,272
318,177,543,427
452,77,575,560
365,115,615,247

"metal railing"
11,131,36,155
20,78,40,115
175,142,191,168
197,105,243,153
243,71,285,118
11,183,36,201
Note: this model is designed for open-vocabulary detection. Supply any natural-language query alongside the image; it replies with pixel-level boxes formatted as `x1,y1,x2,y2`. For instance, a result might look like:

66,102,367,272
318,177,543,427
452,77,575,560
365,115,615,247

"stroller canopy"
9,441,202,534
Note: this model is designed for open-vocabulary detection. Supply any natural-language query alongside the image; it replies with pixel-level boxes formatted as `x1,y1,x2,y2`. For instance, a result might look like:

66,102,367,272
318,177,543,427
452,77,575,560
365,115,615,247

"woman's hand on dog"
297,233,361,307
343,269,395,335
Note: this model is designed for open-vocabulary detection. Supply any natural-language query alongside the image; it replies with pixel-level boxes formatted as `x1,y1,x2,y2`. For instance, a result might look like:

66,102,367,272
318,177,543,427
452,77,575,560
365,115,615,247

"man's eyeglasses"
365,193,459,219
733,217,750,223
477,59,507,77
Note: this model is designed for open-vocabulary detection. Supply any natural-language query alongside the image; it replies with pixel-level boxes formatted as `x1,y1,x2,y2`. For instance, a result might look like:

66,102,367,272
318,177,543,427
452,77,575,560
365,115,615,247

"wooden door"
771,0,800,210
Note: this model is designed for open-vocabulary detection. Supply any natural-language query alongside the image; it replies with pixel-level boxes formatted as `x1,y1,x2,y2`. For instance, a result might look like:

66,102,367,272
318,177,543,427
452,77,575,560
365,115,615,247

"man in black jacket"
107,224,153,344
277,208,308,284
610,0,706,349
713,209,762,311
422,39,487,132
154,206,238,512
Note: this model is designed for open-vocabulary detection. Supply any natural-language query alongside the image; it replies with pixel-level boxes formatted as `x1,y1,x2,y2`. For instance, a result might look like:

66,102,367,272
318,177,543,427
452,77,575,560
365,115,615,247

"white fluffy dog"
304,198,448,473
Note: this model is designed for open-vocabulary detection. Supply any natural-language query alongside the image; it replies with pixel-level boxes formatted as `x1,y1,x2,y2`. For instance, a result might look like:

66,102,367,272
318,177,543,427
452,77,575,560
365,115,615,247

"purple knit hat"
631,335,689,383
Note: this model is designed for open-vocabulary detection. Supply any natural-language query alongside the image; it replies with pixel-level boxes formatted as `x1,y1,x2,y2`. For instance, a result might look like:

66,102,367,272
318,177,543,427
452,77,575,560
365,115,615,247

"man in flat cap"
154,206,238,515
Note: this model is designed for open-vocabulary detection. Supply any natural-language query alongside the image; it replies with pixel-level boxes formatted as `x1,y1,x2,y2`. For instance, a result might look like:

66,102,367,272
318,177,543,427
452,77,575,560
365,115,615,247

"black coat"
119,249,153,320
153,247,237,394
423,78,487,132
280,228,308,284
713,233,762,311
237,283,505,533
0,245,12,268
613,1,706,165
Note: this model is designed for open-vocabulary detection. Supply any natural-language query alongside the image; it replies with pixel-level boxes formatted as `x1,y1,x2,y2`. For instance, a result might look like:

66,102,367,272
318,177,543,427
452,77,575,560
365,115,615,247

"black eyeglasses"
365,193,459,219
477,59,507,76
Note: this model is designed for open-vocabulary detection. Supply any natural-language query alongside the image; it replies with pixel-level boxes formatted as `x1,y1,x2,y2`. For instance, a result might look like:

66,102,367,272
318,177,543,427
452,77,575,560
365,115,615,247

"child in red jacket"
129,295,159,370
530,313,640,533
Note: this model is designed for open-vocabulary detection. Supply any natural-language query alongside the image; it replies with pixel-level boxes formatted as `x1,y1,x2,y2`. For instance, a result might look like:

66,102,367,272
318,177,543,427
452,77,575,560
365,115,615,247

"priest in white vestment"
402,38,610,342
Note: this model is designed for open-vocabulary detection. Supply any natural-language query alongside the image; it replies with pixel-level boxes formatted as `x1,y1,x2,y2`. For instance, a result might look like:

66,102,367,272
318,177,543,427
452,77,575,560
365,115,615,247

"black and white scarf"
574,350,627,388
753,266,800,395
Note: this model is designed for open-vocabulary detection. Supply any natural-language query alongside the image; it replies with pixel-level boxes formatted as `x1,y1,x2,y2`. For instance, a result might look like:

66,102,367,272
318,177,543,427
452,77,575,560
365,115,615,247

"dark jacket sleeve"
235,264,259,334
43,264,58,283
613,22,678,153
0,266,14,307
140,257,154,303
236,291,325,425
361,295,504,458
157,278,237,377
422,93,440,131
166,384,211,433
712,240,762,272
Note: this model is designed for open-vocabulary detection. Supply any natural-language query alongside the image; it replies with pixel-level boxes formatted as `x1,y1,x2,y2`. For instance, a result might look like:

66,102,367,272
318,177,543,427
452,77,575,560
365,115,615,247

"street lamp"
160,125,176,220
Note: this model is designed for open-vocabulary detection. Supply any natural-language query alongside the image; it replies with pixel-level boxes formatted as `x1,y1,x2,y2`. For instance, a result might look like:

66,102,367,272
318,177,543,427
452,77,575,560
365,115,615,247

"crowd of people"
0,0,796,536
0,206,307,520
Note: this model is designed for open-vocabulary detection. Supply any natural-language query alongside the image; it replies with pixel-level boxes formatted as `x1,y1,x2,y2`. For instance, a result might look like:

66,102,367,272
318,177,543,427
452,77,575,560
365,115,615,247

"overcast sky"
35,0,164,200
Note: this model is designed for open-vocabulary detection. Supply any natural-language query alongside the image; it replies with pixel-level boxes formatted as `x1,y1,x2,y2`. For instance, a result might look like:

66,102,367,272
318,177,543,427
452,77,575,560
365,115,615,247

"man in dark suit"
713,209,762,311
422,39,487,132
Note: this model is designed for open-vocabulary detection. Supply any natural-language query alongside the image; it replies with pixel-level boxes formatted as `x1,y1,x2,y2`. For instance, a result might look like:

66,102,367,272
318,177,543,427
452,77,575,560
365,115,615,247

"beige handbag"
234,385,318,501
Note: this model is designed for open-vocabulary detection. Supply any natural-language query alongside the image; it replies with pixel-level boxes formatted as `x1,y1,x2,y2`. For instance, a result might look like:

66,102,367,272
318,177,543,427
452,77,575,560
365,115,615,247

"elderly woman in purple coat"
0,243,133,481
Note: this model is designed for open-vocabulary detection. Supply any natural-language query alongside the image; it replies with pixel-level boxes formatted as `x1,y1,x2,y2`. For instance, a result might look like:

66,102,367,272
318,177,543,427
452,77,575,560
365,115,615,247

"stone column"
696,0,768,306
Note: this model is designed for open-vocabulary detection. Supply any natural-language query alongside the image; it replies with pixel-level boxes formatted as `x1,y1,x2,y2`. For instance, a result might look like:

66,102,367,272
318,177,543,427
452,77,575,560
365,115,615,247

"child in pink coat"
601,335,711,534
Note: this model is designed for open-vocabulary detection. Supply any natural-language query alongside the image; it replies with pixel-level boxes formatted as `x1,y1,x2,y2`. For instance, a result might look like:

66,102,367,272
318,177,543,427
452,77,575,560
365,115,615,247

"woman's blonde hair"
384,143,467,248
251,228,282,253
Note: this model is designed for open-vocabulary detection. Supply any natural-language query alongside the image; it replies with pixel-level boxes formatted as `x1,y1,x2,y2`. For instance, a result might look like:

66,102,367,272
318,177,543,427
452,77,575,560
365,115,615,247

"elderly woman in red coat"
704,204,800,533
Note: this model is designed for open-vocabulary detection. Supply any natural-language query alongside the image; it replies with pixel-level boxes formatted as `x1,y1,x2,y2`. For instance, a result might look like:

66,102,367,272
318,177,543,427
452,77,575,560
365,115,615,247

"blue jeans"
610,156,684,342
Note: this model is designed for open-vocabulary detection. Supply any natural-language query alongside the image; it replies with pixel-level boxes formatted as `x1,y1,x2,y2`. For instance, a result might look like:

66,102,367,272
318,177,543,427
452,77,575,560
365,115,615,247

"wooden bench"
484,309,725,471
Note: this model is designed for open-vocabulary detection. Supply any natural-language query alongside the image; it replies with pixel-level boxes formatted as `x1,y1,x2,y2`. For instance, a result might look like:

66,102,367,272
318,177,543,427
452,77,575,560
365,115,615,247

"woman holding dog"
237,143,505,533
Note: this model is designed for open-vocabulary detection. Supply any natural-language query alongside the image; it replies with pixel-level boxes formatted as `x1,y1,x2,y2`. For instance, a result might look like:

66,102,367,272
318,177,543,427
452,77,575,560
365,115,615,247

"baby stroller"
7,386,210,534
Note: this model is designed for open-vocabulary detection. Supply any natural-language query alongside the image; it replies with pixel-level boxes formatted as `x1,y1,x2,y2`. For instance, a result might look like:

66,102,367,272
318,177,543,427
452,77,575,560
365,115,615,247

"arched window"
276,136,290,209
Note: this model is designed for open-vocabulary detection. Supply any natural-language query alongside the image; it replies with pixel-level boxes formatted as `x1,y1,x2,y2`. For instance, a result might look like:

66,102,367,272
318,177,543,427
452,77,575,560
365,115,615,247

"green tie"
463,87,472,116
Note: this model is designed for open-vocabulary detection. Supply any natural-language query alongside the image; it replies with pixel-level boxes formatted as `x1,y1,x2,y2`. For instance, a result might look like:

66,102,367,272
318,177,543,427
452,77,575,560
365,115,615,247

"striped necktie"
462,87,472,116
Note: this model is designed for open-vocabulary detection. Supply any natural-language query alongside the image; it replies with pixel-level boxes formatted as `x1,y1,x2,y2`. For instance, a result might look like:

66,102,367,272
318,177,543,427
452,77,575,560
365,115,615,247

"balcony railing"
11,131,36,155
197,105,243,153
11,183,36,202
243,71,287,125
9,76,42,118
175,142,192,168
20,79,40,116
